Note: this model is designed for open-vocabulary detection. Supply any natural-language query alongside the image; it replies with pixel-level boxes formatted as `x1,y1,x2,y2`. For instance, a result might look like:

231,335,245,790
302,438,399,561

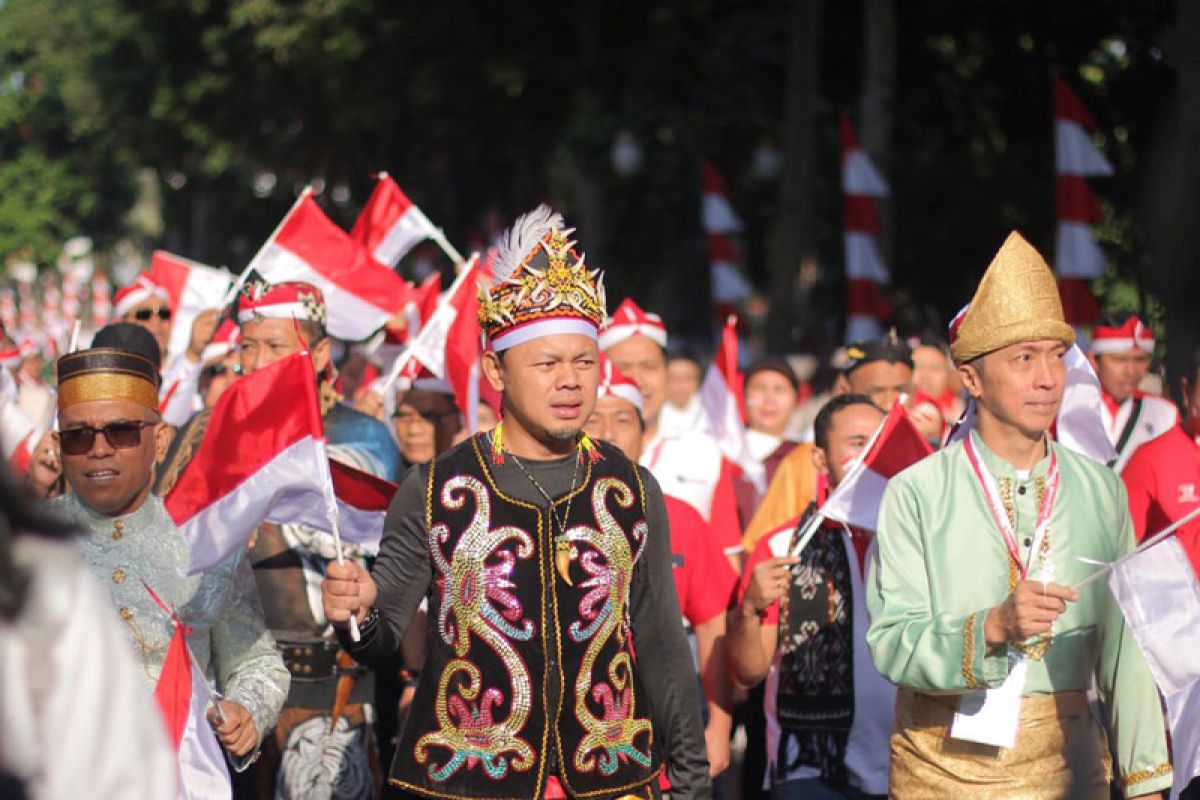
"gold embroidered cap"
478,205,606,351
949,231,1075,364
57,347,160,411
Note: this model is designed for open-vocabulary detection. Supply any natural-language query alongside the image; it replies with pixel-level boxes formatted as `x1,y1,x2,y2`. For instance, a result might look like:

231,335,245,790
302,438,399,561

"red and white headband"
597,354,643,413
113,274,170,318
598,298,668,351
1090,316,1154,355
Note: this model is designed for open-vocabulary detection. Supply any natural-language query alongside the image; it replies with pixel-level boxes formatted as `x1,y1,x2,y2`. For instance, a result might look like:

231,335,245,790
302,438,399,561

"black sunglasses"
133,307,172,322
58,420,157,456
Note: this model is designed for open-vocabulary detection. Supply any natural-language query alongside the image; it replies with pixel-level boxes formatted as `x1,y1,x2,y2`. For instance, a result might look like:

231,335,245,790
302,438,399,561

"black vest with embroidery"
390,436,661,799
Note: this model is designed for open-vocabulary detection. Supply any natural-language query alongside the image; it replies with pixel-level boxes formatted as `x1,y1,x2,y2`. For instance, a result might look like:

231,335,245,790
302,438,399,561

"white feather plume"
491,204,565,284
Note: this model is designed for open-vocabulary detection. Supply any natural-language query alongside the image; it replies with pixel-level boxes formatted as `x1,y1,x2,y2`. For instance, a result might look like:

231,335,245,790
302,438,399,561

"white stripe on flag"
1055,120,1114,177
822,466,889,531
1055,222,1107,279
374,205,438,266
1108,537,1200,799
178,436,327,575
178,661,231,800
842,151,890,196
844,232,890,282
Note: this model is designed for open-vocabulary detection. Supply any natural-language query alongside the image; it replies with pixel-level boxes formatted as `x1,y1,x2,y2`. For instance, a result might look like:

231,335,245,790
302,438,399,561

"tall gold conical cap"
950,231,1075,363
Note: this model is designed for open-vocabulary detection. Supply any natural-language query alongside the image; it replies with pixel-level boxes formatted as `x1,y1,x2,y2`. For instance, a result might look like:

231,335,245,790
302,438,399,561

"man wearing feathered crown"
866,233,1171,798
322,206,710,799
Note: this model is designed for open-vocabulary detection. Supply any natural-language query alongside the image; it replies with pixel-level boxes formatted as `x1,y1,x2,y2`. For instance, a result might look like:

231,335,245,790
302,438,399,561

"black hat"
844,332,913,375
744,357,799,392
57,324,161,411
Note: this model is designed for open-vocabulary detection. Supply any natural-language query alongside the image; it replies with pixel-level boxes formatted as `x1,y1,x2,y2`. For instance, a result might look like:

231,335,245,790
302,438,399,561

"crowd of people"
0,206,1197,800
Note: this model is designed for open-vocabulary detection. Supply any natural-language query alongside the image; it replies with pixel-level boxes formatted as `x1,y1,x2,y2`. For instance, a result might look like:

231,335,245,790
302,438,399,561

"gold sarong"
890,688,1112,799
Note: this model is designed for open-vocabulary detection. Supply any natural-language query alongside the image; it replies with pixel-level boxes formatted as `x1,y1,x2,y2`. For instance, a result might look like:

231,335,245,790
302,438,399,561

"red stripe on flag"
351,175,415,252
1057,277,1102,326
714,315,745,422
164,351,323,524
276,197,412,310
843,195,881,233
865,404,933,479
839,112,861,161
1056,175,1104,224
700,162,728,195
154,626,192,750
1054,76,1099,131
707,233,738,263
329,458,397,512
846,278,892,318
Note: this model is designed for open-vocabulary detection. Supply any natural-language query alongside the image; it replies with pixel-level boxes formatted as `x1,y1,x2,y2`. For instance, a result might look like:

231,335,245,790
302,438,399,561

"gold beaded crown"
478,205,606,351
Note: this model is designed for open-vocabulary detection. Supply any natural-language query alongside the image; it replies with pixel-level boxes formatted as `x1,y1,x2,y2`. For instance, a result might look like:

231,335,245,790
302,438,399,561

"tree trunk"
1147,0,1200,405
858,0,897,262
765,0,823,352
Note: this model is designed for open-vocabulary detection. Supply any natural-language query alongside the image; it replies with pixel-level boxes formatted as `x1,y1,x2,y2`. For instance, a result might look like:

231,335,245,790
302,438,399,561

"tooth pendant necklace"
508,445,582,586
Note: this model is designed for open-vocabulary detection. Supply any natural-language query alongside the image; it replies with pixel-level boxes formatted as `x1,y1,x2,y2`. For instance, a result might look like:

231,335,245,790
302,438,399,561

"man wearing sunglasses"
49,322,289,792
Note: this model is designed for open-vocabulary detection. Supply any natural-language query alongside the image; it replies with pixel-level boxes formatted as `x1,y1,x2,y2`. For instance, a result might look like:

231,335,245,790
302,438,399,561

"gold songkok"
57,348,160,411
949,231,1075,364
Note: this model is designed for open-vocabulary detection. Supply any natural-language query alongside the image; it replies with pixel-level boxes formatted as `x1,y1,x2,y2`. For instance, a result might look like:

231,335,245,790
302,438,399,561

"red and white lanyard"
963,435,1060,580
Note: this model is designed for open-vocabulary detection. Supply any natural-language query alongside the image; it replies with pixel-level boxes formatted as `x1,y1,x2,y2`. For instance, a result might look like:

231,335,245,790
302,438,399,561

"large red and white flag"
251,194,414,341
148,587,231,799
1108,524,1200,798
841,113,892,343
699,315,765,493
822,401,933,530
165,351,328,573
1054,76,1113,326
148,251,232,364
351,174,441,267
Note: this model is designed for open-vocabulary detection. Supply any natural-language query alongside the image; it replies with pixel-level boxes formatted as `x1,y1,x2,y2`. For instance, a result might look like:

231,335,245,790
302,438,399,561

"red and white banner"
148,251,232,364
326,459,397,548
1054,76,1113,325
251,194,414,341
351,174,441,267
164,351,330,574
1108,526,1200,799
841,113,891,343
822,402,932,530
150,597,231,799
699,315,765,493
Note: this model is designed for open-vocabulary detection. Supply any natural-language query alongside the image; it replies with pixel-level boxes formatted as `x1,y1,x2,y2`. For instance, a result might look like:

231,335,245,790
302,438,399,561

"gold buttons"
302,664,312,675
112,519,124,540
119,607,133,620
112,568,126,584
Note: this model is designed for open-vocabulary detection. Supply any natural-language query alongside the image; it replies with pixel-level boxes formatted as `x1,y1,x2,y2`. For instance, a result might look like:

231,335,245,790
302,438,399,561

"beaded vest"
391,436,661,799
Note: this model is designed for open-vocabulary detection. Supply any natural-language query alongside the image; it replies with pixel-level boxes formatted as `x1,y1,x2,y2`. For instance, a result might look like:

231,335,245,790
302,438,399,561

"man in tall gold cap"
866,232,1172,798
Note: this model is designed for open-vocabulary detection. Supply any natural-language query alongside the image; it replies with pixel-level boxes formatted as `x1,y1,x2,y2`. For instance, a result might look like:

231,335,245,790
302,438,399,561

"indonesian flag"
326,459,398,548
842,113,892,344
351,174,441,267
1108,526,1200,798
251,193,414,341
1054,76,1113,325
699,315,765,493
148,251,233,365
165,351,329,573
401,254,482,383
444,253,502,433
150,593,231,799
822,402,932,530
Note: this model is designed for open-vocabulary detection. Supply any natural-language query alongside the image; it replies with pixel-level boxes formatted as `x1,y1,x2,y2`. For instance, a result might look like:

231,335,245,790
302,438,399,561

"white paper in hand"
950,655,1028,748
